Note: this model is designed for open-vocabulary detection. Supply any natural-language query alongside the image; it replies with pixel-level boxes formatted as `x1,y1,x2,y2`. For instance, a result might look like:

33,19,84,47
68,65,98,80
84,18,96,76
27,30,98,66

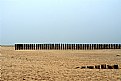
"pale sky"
1,0,121,45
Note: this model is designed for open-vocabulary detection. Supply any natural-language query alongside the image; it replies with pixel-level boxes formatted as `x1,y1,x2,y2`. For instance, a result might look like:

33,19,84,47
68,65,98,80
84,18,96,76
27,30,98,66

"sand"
1,46,121,81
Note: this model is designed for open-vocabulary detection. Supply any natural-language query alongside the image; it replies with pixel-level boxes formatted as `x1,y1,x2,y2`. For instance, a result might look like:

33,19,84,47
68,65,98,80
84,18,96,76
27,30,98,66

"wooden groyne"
15,43,121,50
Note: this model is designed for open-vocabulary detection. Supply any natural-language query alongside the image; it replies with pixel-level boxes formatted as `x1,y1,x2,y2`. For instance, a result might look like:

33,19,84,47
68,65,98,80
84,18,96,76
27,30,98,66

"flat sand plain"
1,46,121,81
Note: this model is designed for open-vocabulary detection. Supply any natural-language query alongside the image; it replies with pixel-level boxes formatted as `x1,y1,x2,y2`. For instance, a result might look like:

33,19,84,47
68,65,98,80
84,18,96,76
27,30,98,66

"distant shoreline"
0,45,14,47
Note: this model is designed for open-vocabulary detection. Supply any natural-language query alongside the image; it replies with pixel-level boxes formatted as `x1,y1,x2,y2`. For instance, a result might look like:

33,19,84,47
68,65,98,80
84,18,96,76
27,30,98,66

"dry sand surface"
1,46,121,81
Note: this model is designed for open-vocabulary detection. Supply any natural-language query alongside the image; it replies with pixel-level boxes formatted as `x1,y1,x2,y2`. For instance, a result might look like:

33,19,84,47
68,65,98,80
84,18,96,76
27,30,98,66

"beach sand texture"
1,46,121,81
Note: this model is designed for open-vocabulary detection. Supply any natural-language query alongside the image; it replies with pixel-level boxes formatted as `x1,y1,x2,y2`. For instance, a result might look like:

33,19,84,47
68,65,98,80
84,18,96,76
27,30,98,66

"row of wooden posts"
15,44,121,50
79,64,119,69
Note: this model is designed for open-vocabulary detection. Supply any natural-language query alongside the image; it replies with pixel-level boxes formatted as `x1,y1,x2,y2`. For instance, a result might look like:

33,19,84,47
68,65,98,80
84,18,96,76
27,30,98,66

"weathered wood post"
32,44,33,50
66,44,68,50
87,44,89,50
119,44,121,49
34,44,35,50
50,44,52,50
23,44,25,50
95,65,100,69
105,44,107,49
31,44,33,50
26,44,28,50
60,44,62,50
39,44,40,50
45,44,47,50
85,44,87,50
57,44,58,50
52,44,54,50
87,66,94,69
44,44,46,50
70,44,72,50
17,44,19,50
30,44,31,50
47,44,50,50
98,44,100,49
64,44,66,50
118,44,120,49
114,44,116,49
107,65,113,69
58,44,60,50
91,44,93,50
24,44,26,50
94,44,96,50
72,44,75,50
116,44,118,49
39,44,41,50
18,44,20,50
27,44,29,50
41,44,43,50
47,44,49,50
100,44,102,49
102,44,104,49
78,44,81,50
76,44,78,50
96,44,98,49
89,44,91,50
101,64,106,69
29,44,31,50
108,44,110,49
74,44,76,50
114,65,119,69
42,44,44,50
111,44,113,49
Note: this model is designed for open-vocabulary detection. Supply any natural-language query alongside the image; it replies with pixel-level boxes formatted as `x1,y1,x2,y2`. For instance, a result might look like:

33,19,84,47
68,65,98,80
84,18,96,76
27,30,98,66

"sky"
1,0,121,45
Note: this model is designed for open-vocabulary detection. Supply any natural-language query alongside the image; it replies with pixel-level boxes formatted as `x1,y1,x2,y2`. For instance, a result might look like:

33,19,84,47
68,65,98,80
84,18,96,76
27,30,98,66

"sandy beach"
1,46,121,81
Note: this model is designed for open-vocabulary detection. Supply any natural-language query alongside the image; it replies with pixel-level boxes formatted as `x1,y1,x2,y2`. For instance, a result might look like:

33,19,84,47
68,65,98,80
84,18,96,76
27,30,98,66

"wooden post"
107,65,113,69
29,44,31,50
62,44,64,50
94,44,96,50
58,44,60,50
119,44,121,49
114,65,119,69
116,44,118,49
95,65,100,69
108,44,110,49
74,44,75,50
87,66,94,69
64,44,66,50
114,44,116,49
87,44,89,50
101,64,106,69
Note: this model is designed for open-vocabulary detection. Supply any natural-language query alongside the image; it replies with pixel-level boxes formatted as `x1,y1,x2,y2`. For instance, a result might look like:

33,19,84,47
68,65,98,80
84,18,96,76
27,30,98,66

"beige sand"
1,46,121,81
